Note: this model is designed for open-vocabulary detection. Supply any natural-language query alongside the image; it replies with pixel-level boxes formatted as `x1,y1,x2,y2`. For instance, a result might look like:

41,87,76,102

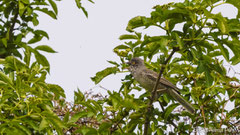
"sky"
38,0,183,101
36,0,238,103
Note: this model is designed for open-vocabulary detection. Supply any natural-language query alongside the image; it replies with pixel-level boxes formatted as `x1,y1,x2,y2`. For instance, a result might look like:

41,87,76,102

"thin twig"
200,105,206,128
9,9,19,42
143,47,178,135
110,111,127,134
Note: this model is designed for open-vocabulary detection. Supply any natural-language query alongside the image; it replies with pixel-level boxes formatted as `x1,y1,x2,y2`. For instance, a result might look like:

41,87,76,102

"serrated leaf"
35,45,57,53
91,67,119,84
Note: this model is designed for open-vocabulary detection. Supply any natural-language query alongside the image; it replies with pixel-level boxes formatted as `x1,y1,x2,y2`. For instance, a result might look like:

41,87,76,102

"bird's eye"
132,61,136,65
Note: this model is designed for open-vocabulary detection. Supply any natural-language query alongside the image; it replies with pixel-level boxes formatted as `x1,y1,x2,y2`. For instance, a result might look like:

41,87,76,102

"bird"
127,57,194,114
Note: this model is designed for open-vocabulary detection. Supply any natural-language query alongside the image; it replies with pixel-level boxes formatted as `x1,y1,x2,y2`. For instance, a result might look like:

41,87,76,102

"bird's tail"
168,89,195,114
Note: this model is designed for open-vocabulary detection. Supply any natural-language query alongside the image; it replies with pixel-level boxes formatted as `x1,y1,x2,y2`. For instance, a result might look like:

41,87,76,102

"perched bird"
127,57,194,114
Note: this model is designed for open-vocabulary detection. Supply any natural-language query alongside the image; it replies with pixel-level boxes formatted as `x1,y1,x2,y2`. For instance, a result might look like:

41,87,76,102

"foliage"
0,0,69,134
1,0,240,134
0,0,93,134
91,0,240,134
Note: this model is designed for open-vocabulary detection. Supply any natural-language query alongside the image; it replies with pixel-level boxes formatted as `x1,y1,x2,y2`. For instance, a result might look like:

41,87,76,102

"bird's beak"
126,61,131,65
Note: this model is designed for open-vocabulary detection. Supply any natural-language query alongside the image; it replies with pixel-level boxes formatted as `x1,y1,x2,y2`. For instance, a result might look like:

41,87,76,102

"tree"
1,0,240,134
0,0,93,134
90,0,240,134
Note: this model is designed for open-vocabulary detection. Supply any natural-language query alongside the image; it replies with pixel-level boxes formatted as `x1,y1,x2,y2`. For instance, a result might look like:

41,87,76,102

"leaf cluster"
91,0,240,134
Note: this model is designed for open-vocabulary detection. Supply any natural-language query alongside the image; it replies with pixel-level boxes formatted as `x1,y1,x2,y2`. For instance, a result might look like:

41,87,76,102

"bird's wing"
144,68,179,91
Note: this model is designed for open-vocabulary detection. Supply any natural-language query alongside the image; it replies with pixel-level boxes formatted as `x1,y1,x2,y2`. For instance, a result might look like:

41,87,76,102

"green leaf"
48,0,58,15
68,112,88,123
114,45,131,50
21,0,29,4
5,56,27,71
33,50,50,72
196,61,205,73
231,56,240,65
75,0,82,8
28,35,43,44
18,1,25,16
63,111,69,123
43,112,66,134
126,16,148,32
213,13,228,34
35,30,49,39
2,38,7,47
164,103,179,121
119,34,139,40
98,122,111,133
14,123,32,135
35,45,57,53
81,6,88,18
35,7,57,19
48,84,66,98
74,88,85,104
217,43,229,62
91,67,119,84
75,0,88,17
32,14,39,26
205,69,213,87
39,117,48,131
74,127,98,135
175,33,183,49
0,71,13,86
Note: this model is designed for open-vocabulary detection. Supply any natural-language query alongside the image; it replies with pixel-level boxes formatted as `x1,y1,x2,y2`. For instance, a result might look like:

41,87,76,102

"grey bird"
127,57,194,114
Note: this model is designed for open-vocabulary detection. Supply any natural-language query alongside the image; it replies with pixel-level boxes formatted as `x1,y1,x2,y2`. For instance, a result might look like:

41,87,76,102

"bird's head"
127,57,145,72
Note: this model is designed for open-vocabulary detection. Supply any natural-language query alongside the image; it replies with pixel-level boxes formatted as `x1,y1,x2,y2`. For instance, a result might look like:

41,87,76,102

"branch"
9,9,19,42
143,47,179,135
